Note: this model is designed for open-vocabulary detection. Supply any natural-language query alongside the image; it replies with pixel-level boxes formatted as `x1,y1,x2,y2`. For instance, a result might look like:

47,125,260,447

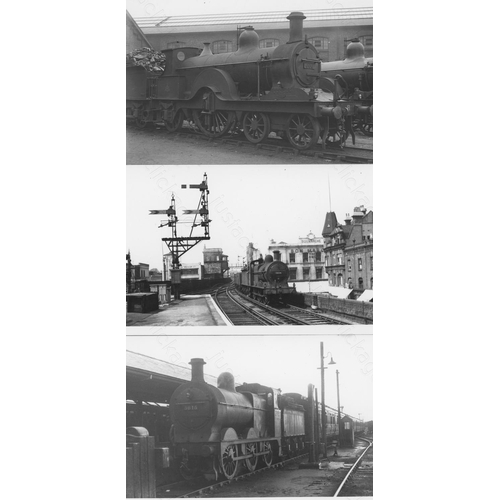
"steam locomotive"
233,253,302,305
169,358,339,481
126,12,362,149
320,39,373,136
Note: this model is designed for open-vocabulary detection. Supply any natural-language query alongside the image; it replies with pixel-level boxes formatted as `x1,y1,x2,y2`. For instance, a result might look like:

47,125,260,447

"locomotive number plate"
183,405,199,411
303,62,316,70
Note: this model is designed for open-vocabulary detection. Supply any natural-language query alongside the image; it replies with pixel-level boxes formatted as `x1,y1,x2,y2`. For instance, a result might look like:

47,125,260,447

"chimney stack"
287,11,306,43
189,358,206,383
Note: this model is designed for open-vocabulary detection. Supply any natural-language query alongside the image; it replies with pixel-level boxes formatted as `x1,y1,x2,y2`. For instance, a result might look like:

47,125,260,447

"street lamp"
318,342,336,458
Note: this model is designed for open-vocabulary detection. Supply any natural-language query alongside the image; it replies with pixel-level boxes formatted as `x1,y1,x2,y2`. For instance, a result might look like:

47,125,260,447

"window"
289,252,295,263
316,267,322,279
344,422,350,430
289,268,297,280
302,252,308,263
308,252,315,262
303,267,310,279
358,258,363,271
348,259,351,272
358,277,364,288
259,38,279,49
212,40,233,54
338,254,343,265
166,41,186,49
363,36,373,47
370,256,373,271
310,37,329,50
315,251,322,262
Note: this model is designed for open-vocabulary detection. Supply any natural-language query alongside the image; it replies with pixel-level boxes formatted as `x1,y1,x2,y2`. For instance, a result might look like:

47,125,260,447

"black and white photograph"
126,165,373,327
126,332,373,497
126,1,373,164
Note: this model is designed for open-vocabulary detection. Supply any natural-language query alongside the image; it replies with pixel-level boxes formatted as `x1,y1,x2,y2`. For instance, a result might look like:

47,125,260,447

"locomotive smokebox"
189,358,206,383
287,11,306,43
217,372,236,392
273,250,281,261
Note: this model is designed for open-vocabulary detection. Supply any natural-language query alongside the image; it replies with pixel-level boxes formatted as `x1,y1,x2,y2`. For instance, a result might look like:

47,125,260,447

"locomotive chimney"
200,43,213,56
190,358,206,383
287,11,306,43
273,250,281,261
217,372,236,392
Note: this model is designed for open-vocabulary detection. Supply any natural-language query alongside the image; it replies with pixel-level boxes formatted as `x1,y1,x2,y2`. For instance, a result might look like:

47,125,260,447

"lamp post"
337,370,341,447
318,342,336,458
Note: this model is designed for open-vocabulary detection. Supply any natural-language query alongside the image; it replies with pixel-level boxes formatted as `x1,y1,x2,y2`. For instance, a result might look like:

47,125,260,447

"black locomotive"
320,39,373,136
233,253,302,305
126,12,361,149
169,358,338,480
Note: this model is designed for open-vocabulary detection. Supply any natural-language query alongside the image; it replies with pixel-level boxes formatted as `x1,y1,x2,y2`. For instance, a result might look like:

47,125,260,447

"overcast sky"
126,165,373,270
126,0,373,18
126,330,373,420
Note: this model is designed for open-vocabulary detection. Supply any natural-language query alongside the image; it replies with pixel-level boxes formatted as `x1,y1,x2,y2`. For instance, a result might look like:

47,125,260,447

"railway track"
333,437,373,497
158,449,311,498
212,286,278,325
129,123,373,163
213,285,350,326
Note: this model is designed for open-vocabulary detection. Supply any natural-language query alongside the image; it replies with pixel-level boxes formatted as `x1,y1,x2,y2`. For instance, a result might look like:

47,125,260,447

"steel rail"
332,437,373,498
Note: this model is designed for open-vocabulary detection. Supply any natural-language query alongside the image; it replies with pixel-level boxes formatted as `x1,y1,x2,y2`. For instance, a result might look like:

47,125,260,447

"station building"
268,232,326,282
131,7,373,62
323,206,373,292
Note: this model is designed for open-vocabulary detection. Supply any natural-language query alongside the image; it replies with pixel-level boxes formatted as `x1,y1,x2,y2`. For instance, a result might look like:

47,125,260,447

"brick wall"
304,294,373,323
146,25,372,61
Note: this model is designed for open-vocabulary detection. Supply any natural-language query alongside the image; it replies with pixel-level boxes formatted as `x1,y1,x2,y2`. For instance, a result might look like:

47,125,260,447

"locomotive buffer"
149,173,211,300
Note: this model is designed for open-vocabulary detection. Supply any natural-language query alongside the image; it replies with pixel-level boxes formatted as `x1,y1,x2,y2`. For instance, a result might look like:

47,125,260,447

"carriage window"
344,422,350,429
212,40,233,54
259,38,279,49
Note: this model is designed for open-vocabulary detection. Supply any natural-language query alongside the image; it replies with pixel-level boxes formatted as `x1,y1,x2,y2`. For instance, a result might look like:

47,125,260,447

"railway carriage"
127,12,364,150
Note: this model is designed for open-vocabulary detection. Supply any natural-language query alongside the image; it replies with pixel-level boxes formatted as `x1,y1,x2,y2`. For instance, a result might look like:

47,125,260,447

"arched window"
259,38,280,49
310,37,329,50
358,277,364,288
212,40,233,54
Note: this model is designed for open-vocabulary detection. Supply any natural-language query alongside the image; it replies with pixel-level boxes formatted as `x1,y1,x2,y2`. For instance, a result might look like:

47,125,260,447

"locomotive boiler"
170,358,302,480
233,253,302,305
320,39,373,136
126,12,357,149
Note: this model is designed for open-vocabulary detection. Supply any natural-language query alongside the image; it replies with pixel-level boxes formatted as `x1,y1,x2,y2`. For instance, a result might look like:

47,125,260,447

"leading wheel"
165,111,184,132
242,112,270,144
361,122,373,136
261,441,273,467
286,114,320,150
135,117,148,129
193,109,235,138
220,444,239,479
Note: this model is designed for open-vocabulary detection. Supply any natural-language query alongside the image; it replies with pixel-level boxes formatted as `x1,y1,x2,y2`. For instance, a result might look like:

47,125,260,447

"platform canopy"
126,350,219,403
357,290,373,302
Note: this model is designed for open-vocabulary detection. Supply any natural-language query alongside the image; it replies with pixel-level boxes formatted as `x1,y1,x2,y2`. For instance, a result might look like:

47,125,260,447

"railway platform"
126,295,229,327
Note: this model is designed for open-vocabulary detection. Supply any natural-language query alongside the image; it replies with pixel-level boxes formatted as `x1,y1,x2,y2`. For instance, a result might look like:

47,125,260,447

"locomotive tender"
233,252,301,305
169,358,338,480
126,12,360,149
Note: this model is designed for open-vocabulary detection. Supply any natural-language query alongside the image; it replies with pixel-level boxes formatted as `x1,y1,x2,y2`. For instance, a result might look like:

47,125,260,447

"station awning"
326,286,353,299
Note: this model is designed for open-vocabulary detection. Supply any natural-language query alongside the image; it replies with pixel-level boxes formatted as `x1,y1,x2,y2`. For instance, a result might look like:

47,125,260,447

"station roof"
134,7,373,34
126,350,219,402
